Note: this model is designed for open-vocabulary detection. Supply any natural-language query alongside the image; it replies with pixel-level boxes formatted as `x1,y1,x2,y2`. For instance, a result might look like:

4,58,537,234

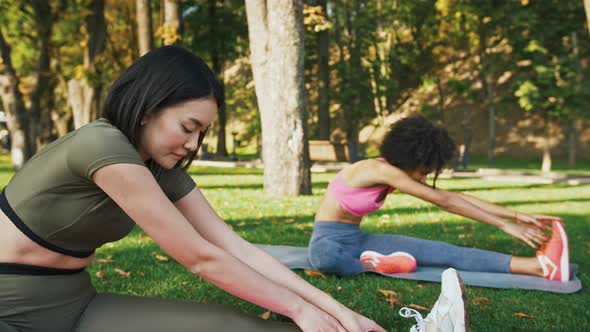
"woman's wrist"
285,295,308,321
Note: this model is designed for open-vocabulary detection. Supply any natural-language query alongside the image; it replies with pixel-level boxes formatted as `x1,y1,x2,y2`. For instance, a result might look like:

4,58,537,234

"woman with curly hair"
308,115,569,283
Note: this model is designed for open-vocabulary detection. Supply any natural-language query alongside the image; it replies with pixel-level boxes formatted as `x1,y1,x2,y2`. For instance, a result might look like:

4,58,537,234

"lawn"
1,154,588,331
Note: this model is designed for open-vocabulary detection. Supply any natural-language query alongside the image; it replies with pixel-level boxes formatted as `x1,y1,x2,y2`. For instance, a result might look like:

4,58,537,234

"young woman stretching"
308,116,569,282
0,46,386,332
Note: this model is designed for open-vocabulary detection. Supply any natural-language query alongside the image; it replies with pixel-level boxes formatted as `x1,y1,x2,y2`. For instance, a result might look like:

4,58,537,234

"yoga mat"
257,244,582,294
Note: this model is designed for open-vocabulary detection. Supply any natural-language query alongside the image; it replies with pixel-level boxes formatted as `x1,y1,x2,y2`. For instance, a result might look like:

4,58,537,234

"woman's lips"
172,153,186,159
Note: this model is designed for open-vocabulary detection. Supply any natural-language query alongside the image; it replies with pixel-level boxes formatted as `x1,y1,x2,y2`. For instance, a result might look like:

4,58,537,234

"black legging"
0,265,300,332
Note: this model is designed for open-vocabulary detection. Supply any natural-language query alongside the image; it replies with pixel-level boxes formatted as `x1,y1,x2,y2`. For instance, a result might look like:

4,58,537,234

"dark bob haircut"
379,115,456,188
103,45,224,169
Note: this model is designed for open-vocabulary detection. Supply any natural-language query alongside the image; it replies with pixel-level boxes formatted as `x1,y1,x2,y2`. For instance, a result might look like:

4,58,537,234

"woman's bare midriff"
314,190,362,225
0,210,94,269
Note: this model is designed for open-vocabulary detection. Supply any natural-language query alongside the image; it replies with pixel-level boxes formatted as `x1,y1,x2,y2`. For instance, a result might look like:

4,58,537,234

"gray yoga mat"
257,244,582,294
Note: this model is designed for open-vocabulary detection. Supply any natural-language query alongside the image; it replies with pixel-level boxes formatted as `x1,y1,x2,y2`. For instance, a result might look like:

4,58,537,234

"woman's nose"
184,132,200,151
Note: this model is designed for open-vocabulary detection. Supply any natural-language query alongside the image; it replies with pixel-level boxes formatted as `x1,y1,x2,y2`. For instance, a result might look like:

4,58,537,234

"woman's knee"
309,246,357,275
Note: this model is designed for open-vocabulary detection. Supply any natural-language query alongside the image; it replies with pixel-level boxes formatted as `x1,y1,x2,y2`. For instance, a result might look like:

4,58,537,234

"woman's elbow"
184,246,224,276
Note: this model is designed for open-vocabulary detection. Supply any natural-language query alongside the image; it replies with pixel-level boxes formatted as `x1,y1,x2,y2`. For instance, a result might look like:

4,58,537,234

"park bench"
308,140,349,161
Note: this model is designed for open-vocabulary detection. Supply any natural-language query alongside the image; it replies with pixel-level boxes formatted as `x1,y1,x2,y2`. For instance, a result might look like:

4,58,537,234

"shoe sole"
455,271,470,332
554,221,570,282
360,250,416,260
443,268,470,332
359,251,417,273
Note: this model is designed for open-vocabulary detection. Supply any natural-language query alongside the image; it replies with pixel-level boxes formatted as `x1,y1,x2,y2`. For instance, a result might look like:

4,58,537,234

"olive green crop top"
1,119,196,258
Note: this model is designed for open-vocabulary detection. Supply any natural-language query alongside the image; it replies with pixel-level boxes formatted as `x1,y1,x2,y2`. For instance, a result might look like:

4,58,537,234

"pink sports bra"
328,163,395,217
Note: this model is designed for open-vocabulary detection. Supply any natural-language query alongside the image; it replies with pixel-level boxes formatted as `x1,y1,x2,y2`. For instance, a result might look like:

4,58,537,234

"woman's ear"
141,113,153,126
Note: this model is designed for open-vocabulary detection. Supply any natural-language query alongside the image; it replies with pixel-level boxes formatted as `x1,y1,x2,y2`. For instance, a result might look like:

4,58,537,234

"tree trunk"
0,30,34,169
569,31,580,167
584,0,590,38
486,74,495,161
541,115,552,173
136,0,153,56
316,0,330,140
245,0,311,196
68,0,106,129
343,0,363,162
30,0,55,150
209,0,228,157
162,0,181,45
436,76,445,124
478,18,495,162
568,119,577,167
455,105,472,170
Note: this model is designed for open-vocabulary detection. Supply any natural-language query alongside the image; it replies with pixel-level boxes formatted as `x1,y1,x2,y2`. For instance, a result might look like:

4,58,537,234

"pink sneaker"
536,221,569,282
360,251,417,274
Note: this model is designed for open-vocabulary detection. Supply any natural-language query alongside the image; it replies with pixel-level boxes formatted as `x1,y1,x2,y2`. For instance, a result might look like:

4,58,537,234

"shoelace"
399,307,425,332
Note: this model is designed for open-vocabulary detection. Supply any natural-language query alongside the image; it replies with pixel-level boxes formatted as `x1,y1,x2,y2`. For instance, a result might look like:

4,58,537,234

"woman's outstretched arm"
451,192,560,229
175,186,386,332
372,161,547,248
92,163,347,332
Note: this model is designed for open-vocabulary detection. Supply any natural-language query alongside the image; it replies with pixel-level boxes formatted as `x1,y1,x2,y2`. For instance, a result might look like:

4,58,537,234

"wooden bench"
309,140,349,161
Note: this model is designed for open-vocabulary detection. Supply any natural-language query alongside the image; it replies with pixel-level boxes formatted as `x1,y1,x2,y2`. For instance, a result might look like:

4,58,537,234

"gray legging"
0,266,299,332
308,221,512,275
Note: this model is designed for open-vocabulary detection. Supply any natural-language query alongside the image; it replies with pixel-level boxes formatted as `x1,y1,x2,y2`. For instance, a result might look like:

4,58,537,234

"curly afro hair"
379,115,456,188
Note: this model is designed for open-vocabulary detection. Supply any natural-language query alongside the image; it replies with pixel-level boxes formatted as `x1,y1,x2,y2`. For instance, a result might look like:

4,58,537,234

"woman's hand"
291,303,347,332
348,311,386,332
513,212,561,230
500,222,548,248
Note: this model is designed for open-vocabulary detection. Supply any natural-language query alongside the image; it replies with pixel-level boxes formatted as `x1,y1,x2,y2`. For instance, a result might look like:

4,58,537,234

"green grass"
1,154,588,331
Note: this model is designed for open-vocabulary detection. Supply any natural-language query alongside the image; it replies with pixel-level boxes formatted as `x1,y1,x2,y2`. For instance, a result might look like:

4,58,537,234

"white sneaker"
399,268,468,332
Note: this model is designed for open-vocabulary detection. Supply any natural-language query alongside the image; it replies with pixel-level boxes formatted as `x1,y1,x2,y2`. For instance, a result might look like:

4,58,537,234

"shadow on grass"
196,181,331,191
112,213,587,271
446,183,561,192
187,168,263,176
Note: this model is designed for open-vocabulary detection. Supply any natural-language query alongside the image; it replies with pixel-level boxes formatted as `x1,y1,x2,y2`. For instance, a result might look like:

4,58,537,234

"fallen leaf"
96,271,107,280
260,311,271,320
513,312,534,319
114,268,131,278
97,256,115,264
152,252,170,262
409,304,428,311
139,272,145,277
137,233,153,243
417,284,425,289
237,222,247,227
284,218,296,224
472,297,490,305
304,270,326,279
377,289,402,307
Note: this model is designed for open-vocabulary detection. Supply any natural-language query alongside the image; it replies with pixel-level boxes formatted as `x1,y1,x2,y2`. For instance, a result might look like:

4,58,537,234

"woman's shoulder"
75,118,123,136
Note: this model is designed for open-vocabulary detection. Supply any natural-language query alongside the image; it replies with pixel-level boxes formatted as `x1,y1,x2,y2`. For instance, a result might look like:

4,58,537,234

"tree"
67,0,106,129
511,0,588,172
0,0,62,168
0,28,32,169
161,0,181,45
306,0,331,140
185,1,249,158
245,0,311,196
136,0,154,56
